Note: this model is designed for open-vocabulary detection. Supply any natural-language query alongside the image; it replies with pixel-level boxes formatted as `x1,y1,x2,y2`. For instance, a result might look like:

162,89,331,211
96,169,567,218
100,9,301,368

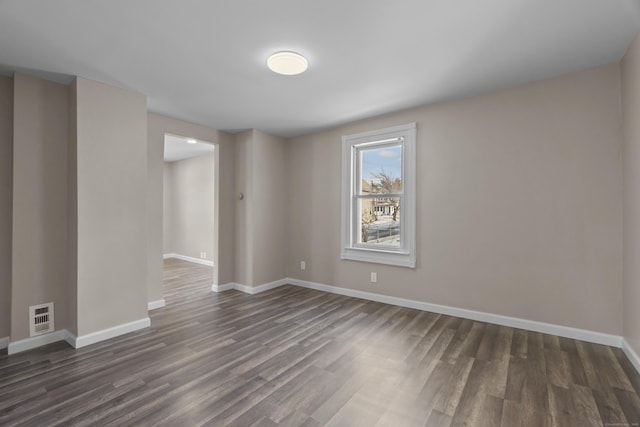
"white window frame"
341,122,416,268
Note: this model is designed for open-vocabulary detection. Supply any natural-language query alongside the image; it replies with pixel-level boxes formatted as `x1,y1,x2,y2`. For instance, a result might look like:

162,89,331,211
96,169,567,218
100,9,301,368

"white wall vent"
29,302,54,337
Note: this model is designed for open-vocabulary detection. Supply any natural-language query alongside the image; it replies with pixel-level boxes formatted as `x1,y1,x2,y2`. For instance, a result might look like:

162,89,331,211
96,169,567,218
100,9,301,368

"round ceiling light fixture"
267,51,308,75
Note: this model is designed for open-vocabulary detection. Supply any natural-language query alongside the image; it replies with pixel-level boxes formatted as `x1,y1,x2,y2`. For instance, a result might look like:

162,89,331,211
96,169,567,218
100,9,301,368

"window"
341,123,416,268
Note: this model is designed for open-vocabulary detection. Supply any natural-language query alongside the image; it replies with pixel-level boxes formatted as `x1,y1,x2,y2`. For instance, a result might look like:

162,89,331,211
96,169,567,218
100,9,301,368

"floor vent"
29,303,54,337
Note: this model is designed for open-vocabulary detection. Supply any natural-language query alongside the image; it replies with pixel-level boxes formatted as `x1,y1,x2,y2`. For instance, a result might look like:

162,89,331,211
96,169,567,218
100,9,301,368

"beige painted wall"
0,58,629,346
162,163,173,254
622,33,640,355
233,130,288,286
0,76,12,338
67,79,78,336
234,130,252,286
288,63,623,335
252,130,288,285
75,77,148,335
147,113,235,297
11,73,69,341
163,154,215,261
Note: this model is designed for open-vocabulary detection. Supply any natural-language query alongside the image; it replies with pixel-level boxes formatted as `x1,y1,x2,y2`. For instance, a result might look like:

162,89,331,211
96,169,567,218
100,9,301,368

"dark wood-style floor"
2,259,640,426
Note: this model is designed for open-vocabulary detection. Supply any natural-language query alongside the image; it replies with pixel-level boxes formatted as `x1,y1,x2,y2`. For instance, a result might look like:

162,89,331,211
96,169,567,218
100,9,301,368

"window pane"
359,144,402,195
357,197,401,247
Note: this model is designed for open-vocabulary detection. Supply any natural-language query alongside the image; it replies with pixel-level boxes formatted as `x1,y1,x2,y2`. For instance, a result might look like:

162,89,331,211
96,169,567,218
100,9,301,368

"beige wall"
622,33,640,355
163,154,215,261
233,130,288,286
0,76,12,338
0,56,631,347
233,130,252,286
67,79,78,336
288,63,623,335
75,77,148,335
162,163,173,254
11,73,69,341
252,130,288,285
147,113,235,295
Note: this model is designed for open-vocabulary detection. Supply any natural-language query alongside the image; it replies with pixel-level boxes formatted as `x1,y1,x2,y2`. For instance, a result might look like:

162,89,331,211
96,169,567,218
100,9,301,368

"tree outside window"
341,123,416,268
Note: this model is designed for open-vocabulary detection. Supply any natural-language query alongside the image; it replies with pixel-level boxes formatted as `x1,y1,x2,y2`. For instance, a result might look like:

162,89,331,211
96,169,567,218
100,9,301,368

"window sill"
341,247,416,268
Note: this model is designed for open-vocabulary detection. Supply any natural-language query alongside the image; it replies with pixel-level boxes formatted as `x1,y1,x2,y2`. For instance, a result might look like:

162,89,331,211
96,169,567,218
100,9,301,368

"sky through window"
361,145,402,183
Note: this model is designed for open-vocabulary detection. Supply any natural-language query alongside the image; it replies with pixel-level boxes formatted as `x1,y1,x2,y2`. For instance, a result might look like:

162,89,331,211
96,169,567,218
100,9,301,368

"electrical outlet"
200,252,207,259
370,272,377,283
301,261,306,270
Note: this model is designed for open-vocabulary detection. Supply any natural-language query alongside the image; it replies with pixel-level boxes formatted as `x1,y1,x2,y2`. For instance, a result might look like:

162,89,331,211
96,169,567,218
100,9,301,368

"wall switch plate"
370,272,377,283
301,261,306,270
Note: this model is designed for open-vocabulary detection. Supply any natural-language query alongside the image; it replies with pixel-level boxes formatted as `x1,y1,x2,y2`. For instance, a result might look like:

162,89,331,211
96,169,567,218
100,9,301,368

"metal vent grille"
29,303,54,337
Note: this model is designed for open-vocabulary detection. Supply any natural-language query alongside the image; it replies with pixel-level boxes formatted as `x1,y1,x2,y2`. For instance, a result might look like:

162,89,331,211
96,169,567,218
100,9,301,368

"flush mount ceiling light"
186,139,197,144
267,51,308,75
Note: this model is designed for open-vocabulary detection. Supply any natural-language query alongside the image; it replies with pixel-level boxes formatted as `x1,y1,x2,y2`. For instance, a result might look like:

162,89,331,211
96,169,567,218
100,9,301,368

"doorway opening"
162,133,219,301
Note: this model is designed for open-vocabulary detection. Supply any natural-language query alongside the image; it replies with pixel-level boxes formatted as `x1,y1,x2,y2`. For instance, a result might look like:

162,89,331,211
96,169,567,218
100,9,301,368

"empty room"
3,1,640,426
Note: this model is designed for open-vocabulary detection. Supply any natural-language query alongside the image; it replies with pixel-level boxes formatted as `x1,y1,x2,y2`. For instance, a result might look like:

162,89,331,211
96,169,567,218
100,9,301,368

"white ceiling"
1,0,639,138
164,134,214,162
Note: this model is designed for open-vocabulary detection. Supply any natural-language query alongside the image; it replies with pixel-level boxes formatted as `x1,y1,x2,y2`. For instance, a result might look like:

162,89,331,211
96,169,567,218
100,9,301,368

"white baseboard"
212,279,289,295
6,318,151,354
164,253,214,267
63,330,77,348
209,276,622,347
214,276,622,347
622,338,640,374
212,282,236,292
285,278,623,348
0,336,10,350
148,299,166,311
3,275,631,373
7,330,70,355
73,318,151,349
236,279,289,295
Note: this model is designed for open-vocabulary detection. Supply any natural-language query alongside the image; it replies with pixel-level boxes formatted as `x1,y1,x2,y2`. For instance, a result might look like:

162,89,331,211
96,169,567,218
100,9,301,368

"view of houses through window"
357,144,402,246
342,122,415,267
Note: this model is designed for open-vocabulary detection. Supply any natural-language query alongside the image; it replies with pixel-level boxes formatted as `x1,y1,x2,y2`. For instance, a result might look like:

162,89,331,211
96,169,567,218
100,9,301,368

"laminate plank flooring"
2,258,640,426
